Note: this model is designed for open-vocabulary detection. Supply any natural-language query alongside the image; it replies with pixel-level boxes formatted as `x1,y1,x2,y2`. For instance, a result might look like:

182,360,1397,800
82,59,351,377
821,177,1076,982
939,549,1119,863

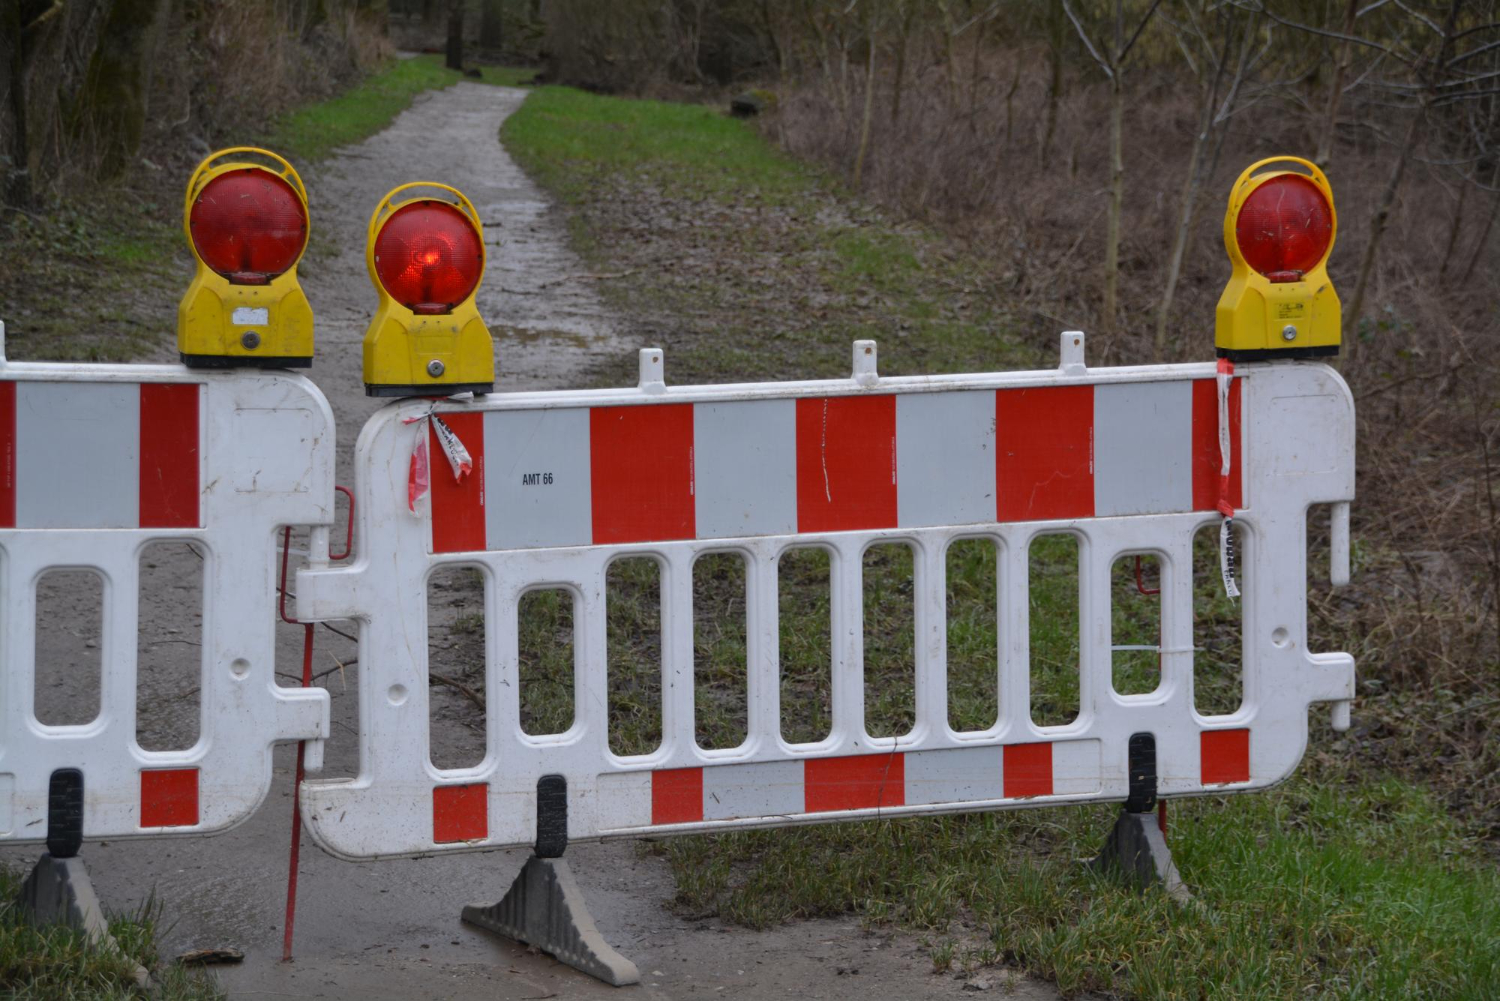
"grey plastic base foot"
463,856,640,987
1090,809,1193,903
19,855,151,987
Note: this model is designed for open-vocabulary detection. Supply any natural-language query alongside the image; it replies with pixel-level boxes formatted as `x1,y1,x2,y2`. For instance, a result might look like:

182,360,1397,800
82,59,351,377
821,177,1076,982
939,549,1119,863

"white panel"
594,770,653,828
896,391,996,528
1264,394,1344,476
702,759,803,820
693,399,797,539
484,408,593,549
904,746,1003,807
1093,382,1193,516
1052,739,1102,795
16,382,138,528
229,408,315,494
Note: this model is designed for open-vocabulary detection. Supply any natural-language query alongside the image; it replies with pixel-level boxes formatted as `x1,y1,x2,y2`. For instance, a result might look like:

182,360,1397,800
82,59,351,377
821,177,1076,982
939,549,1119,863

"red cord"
282,621,314,963
278,526,300,626
1133,555,1160,596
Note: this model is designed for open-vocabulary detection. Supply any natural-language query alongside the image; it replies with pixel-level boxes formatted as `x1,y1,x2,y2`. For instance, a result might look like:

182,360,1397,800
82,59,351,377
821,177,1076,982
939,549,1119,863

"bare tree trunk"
1315,0,1358,167
938,0,958,111
77,0,164,179
2,0,30,208
1104,67,1123,334
967,22,981,129
1155,130,1207,360
1437,177,1469,282
1461,167,1500,285
1155,9,1238,360
480,0,504,51
1003,62,1020,145
1041,33,1062,168
853,34,877,189
446,0,464,70
1345,108,1421,360
890,4,909,124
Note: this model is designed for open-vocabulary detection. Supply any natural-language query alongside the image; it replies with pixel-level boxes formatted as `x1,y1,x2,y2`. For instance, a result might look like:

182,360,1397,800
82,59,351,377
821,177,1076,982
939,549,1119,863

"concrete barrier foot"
18,853,152,987
1089,808,1193,904
462,855,640,987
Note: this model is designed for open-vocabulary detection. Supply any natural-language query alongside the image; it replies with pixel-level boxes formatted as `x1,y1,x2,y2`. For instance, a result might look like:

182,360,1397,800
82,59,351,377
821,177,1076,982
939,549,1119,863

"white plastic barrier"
297,335,1355,860
0,324,334,842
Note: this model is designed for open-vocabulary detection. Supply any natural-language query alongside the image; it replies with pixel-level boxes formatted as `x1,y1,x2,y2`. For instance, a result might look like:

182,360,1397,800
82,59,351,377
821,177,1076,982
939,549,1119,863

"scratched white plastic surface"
296,335,1357,860
0,322,333,842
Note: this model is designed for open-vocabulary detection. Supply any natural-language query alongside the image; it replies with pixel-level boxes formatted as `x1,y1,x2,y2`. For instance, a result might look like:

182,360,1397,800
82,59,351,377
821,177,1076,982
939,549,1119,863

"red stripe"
795,396,897,533
996,386,1094,521
1191,378,1243,511
0,382,13,528
590,404,696,544
651,767,704,824
433,782,488,843
1201,729,1250,785
430,412,487,553
139,383,200,528
804,753,905,813
1002,742,1053,798
140,768,199,827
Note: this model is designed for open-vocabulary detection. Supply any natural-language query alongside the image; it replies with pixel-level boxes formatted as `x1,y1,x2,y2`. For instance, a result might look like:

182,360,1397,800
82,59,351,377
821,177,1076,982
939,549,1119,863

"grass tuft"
0,866,222,999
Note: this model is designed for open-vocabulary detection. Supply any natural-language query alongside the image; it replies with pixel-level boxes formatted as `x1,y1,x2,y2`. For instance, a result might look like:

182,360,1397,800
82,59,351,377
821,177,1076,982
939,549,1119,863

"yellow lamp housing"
1215,156,1340,361
362,182,494,398
177,147,314,368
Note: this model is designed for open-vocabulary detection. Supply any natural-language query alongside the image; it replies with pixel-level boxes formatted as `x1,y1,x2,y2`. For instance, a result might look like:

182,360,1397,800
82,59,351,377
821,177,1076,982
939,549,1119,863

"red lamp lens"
372,201,483,312
1234,174,1333,281
189,169,307,283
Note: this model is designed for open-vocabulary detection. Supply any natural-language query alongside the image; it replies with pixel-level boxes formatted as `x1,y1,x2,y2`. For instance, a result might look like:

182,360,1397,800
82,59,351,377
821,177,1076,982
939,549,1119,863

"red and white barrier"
0,334,334,843
296,335,1355,860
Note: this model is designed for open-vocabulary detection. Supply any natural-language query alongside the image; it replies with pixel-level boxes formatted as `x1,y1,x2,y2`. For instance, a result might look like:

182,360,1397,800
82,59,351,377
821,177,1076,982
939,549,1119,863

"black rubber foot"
180,353,312,369
365,383,493,398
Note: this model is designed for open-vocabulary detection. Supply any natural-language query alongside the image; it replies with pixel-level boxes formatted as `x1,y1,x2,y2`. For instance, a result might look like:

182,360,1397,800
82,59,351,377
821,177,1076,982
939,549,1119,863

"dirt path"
6,83,1060,1000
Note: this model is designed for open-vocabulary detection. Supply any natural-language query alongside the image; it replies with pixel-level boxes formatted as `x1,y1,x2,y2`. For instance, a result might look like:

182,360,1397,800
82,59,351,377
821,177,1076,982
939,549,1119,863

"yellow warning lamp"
178,147,313,368
363,182,494,397
1215,156,1340,360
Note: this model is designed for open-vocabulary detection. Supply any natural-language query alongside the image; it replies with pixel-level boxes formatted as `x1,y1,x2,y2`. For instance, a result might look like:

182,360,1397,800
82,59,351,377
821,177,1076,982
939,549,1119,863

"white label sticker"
1220,518,1240,599
231,307,270,326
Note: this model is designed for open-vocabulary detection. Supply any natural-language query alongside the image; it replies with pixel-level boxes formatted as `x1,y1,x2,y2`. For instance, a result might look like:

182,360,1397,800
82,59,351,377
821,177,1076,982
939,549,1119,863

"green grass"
0,196,177,363
500,86,815,206
0,866,222,999
662,772,1500,998
266,55,534,162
